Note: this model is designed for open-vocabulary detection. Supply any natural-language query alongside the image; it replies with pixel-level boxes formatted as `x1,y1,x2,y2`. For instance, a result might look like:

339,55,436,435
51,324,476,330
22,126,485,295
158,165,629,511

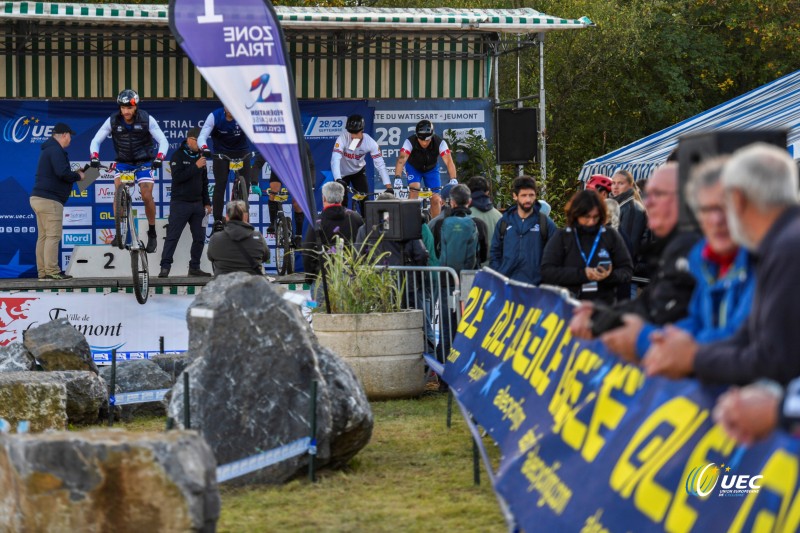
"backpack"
497,211,549,244
439,215,479,273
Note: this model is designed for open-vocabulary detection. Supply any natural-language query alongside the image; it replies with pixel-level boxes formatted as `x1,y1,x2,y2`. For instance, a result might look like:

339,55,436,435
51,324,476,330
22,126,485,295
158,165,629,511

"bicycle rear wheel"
279,213,295,275
274,212,287,275
233,174,250,210
114,188,129,249
131,247,150,304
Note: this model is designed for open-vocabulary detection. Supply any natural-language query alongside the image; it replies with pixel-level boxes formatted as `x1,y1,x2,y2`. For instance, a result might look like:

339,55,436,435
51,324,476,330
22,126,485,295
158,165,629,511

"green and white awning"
1,2,593,34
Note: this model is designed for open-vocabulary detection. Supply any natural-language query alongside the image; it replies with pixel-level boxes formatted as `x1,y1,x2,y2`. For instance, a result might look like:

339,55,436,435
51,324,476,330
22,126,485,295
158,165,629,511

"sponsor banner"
62,206,92,227
95,228,116,246
0,292,192,360
445,270,800,532
62,229,92,248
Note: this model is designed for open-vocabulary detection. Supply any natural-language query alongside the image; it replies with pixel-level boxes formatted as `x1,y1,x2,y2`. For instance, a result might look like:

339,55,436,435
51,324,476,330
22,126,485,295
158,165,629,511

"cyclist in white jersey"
331,114,391,213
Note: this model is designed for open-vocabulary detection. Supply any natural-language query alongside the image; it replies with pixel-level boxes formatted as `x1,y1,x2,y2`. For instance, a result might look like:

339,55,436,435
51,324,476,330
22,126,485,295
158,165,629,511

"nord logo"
63,232,91,245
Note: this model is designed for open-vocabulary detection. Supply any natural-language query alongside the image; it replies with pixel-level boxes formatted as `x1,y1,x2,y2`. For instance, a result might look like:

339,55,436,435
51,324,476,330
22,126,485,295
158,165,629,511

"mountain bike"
268,187,295,275
392,178,434,223
345,184,381,216
111,164,151,305
214,151,257,208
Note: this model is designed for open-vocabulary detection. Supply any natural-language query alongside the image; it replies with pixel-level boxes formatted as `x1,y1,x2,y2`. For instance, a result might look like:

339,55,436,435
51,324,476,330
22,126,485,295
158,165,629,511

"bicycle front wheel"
131,248,150,304
114,188,129,249
279,214,294,275
233,174,249,208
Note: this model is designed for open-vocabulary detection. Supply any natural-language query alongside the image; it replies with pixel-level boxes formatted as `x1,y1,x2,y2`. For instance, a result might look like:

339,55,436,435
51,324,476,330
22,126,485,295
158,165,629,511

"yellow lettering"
458,287,490,339
530,325,569,395
582,364,645,463
609,397,708,524
526,313,563,382
502,307,541,363
481,301,524,357
549,347,602,449
729,449,797,533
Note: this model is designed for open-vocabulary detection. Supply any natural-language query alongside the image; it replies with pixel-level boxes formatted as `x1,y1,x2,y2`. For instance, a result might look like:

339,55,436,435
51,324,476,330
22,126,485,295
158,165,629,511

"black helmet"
346,114,365,134
415,119,434,140
117,89,139,107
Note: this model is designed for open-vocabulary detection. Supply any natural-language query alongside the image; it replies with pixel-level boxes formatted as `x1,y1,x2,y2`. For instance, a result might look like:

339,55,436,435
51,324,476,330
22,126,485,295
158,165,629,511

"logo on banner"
63,207,92,226
63,230,92,247
0,297,37,345
247,73,282,108
95,185,115,203
685,463,763,498
2,116,54,143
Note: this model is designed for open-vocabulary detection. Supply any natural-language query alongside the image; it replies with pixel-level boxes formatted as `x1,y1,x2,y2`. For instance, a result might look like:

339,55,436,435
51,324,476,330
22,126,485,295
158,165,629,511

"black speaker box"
495,108,538,164
677,130,788,230
364,200,422,241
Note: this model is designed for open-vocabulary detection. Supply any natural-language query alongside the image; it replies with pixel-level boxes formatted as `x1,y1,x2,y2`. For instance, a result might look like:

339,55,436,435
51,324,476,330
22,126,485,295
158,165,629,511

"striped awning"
579,70,800,182
1,2,593,34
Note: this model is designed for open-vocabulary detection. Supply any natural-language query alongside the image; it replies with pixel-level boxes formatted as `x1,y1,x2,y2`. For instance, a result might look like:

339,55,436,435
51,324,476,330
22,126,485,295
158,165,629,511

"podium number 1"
198,0,223,24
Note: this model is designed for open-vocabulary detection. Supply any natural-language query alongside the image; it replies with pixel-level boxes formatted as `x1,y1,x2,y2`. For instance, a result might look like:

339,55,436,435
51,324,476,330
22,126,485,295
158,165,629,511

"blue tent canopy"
579,70,800,182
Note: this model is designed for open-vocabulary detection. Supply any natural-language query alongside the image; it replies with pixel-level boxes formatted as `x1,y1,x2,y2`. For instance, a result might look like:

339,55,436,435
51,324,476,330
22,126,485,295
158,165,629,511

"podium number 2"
198,0,223,24
103,253,115,269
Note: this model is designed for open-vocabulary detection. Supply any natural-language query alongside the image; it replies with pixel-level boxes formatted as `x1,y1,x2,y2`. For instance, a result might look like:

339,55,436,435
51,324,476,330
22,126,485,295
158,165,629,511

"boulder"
0,343,34,372
99,360,172,420
0,430,220,532
150,353,192,385
168,272,373,484
36,371,107,425
0,373,67,431
23,318,97,374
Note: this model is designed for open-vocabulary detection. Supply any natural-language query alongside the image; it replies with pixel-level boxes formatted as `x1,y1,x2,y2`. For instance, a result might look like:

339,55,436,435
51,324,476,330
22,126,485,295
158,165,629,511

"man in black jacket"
159,128,212,278
302,181,364,283
207,200,269,275
570,163,700,338
30,123,84,280
644,143,800,385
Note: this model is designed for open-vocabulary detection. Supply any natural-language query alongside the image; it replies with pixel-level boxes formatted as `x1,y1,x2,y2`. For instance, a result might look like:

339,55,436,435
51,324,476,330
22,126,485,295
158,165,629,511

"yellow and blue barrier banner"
443,270,800,533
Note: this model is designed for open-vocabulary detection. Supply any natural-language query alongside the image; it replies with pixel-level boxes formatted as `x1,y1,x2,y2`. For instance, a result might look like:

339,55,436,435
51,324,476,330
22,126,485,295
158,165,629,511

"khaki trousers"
30,196,64,277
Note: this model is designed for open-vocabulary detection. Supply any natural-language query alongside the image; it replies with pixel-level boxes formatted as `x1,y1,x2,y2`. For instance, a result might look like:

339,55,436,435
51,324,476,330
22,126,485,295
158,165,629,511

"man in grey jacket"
207,200,269,275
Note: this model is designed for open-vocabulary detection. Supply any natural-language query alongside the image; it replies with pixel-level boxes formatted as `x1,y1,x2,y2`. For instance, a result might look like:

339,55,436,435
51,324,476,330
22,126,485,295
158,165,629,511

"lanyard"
574,227,603,266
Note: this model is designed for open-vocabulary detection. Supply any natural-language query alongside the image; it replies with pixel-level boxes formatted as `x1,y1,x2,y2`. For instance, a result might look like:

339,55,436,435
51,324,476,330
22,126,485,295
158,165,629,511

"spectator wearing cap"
30,122,84,280
159,127,212,278
586,174,612,200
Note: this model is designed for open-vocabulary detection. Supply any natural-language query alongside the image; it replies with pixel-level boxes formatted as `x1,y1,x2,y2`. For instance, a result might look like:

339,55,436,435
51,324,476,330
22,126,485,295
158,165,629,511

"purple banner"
169,0,314,220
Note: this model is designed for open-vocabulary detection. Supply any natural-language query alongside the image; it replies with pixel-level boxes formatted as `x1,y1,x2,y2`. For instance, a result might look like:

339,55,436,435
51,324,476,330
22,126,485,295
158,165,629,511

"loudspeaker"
364,200,422,241
495,108,538,164
677,130,788,230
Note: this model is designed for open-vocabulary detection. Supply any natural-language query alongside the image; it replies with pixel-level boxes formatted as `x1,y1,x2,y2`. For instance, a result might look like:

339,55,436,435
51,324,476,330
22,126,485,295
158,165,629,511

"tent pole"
538,32,547,196
494,44,501,183
517,34,523,177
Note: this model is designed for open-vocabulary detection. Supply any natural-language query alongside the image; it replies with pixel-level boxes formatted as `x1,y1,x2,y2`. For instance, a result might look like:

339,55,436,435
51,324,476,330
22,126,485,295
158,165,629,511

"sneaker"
158,268,170,278
250,185,262,196
45,273,73,281
212,220,225,234
188,268,212,277
146,233,157,254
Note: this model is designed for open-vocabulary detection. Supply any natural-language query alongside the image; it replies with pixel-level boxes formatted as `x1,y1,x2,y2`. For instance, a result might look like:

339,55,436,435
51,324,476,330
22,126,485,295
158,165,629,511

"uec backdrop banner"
445,270,800,533
0,98,491,278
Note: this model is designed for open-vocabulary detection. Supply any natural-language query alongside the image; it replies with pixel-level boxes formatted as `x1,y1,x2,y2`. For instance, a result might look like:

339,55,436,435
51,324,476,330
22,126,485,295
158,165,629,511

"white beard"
725,203,757,251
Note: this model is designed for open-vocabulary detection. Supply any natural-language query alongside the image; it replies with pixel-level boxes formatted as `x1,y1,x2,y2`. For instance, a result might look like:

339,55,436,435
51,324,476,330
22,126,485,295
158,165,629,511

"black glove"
202,148,212,159
336,179,348,188
384,187,394,195
152,158,162,170
90,153,100,169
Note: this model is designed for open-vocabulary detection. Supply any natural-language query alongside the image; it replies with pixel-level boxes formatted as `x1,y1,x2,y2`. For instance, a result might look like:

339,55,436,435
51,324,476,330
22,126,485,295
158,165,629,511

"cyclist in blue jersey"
197,106,259,233
393,119,457,219
90,89,168,253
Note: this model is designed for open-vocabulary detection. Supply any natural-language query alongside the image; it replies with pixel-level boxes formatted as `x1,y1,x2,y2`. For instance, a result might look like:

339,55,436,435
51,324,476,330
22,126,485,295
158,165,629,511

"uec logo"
686,463,721,497
3,116,53,143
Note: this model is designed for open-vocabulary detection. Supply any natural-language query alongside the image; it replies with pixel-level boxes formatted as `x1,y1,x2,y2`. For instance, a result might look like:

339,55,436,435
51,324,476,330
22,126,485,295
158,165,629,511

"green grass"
82,395,506,532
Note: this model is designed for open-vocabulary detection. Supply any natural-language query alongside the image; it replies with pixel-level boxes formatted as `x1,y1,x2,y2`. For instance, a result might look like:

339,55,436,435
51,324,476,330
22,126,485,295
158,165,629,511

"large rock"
99,360,172,419
23,318,98,374
0,343,34,372
0,373,67,431
150,353,192,385
168,272,373,484
0,371,106,425
0,430,220,532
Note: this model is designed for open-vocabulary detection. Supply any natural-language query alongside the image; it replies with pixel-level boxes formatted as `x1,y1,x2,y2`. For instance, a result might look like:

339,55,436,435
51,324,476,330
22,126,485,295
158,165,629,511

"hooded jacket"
489,204,557,285
31,137,82,205
469,191,502,258
302,204,364,281
207,219,269,275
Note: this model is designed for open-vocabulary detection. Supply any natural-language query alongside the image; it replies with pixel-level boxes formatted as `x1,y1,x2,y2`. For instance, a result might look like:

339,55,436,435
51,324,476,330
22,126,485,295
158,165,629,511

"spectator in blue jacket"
30,123,84,280
601,156,755,362
489,176,557,285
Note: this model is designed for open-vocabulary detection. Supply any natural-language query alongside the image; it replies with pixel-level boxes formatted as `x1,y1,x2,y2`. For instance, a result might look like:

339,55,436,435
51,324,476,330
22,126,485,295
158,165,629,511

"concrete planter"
313,310,425,400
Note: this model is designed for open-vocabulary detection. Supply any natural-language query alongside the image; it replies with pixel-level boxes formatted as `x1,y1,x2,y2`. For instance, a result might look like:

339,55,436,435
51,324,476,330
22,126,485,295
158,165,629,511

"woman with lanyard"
541,190,633,304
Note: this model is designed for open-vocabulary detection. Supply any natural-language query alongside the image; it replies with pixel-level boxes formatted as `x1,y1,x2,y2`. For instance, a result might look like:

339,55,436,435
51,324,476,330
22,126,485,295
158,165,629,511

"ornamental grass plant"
318,236,405,315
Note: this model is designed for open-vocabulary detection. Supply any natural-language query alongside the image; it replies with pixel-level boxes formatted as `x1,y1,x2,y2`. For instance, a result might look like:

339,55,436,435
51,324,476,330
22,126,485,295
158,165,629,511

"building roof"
579,70,800,182
1,2,593,34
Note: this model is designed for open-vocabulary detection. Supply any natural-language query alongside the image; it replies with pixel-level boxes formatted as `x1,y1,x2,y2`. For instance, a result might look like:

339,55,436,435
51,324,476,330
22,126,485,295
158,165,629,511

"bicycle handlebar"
212,151,258,163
